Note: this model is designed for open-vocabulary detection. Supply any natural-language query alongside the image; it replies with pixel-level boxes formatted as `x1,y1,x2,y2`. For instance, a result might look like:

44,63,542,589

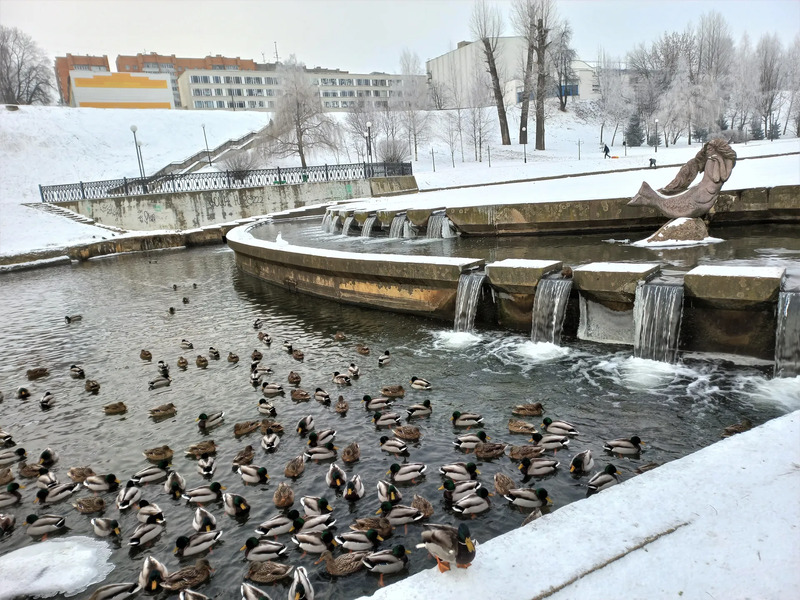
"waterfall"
426,213,446,239
403,221,416,239
341,216,354,236
441,217,457,238
321,212,332,233
633,283,684,363
361,215,377,238
531,278,573,345
329,215,341,233
389,215,406,238
453,272,487,332
775,291,800,377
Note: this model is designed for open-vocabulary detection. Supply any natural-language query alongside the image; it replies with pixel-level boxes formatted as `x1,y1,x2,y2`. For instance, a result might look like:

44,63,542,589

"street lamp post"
522,126,527,163
365,121,373,163
130,125,144,179
654,119,659,153
202,123,212,167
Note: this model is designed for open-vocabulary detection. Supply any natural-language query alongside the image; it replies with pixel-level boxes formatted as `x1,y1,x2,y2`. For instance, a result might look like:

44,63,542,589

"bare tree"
595,51,632,145
755,33,784,138
550,21,577,112
465,61,494,161
470,0,511,145
428,80,450,109
782,34,800,135
399,48,431,161
344,101,378,162
728,32,758,131
0,26,53,105
437,112,459,167
264,55,336,167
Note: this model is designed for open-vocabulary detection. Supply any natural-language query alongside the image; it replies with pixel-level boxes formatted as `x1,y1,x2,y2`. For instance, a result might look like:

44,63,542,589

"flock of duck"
0,295,654,600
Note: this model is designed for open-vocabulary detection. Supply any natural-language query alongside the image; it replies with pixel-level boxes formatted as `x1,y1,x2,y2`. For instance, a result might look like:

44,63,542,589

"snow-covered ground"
359,410,800,600
0,103,798,260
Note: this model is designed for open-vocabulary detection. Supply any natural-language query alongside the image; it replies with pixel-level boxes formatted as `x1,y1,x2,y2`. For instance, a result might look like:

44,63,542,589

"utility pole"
274,42,280,63
577,139,582,160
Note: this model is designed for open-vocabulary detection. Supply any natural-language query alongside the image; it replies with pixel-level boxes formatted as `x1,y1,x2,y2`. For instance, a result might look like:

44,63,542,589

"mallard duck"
388,462,426,483
16,386,31,399
240,582,274,600
393,425,421,441
234,421,260,437
0,482,23,507
411,494,434,518
184,481,225,504
635,462,660,474
273,482,294,508
284,455,306,478
291,388,311,402
257,399,276,416
242,537,288,561
541,417,579,436
494,472,515,496
177,356,189,369
0,448,26,467
0,468,13,486
37,468,58,488
186,441,217,457
356,344,370,355
39,447,59,467
326,463,346,488
362,545,410,586
208,347,220,360
227,352,239,363
288,371,302,385
181,339,194,350
87,583,141,600
525,508,548,524
518,457,560,477
452,487,491,515
292,529,337,554
350,516,392,538
253,318,264,330
35,482,80,504
512,402,544,416
381,384,404,398
138,556,169,593
304,443,337,461
530,432,570,451
246,561,294,584
233,445,255,468
25,513,66,536
341,441,360,463
261,429,280,453
103,402,127,415
409,376,431,390
379,436,409,456
150,403,177,419
509,419,537,434
418,523,476,572
377,480,403,505
335,528,382,552
587,464,621,496
168,307,176,315
374,412,401,428
603,436,643,455
439,462,479,482
195,355,208,369
313,388,330,404
452,411,483,428
362,395,392,411
255,510,299,537
26,366,49,380
288,566,314,600
291,514,336,536
39,391,55,409
347,363,360,378
0,428,14,446
301,495,333,516
334,395,348,413
503,487,550,508
317,549,368,577
136,500,164,523
148,376,171,390
261,382,284,397
197,453,215,478
192,506,216,532
85,379,101,393
157,361,170,377
115,480,142,510
344,474,365,501
332,372,351,385
182,297,190,304
257,332,272,345
406,399,432,419
70,365,85,379
91,517,121,538
377,501,423,526
175,530,223,557
722,418,753,437
143,445,174,463
140,349,152,361
570,449,595,475
292,349,305,361
334,331,347,341
252,349,263,361
475,442,507,459
165,471,186,498
507,444,545,460
296,415,314,435
161,559,213,591
223,493,251,517
83,473,120,493
178,590,208,600
73,496,105,514
378,351,391,366
453,431,488,452
283,340,293,353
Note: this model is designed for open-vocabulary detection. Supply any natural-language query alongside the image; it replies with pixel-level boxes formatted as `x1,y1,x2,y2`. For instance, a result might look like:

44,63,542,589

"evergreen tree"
692,127,709,143
768,120,781,140
749,115,764,140
624,114,645,146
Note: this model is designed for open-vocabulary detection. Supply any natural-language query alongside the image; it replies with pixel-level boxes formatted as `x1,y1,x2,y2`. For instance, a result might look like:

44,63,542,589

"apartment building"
54,54,110,104
68,71,174,109
116,53,257,107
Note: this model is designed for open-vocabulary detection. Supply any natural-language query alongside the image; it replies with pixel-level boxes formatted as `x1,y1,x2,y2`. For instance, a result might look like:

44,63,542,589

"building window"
192,89,203,96
245,76,262,85
338,78,353,86
216,100,226,108
213,76,222,84
194,100,204,108
356,78,369,86
225,65,238,70
264,89,275,97
258,100,265,108
144,62,158,69
264,77,279,85
320,77,337,85
190,75,211,84
560,83,579,96
202,88,212,96
214,88,224,96
224,76,242,84
322,91,338,97
268,100,275,108
246,88,263,96
204,101,214,108
375,100,388,108
74,65,90,70
229,88,243,96
212,65,224,70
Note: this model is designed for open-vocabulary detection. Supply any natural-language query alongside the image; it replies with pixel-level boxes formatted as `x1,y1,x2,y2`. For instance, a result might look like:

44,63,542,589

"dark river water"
0,243,797,599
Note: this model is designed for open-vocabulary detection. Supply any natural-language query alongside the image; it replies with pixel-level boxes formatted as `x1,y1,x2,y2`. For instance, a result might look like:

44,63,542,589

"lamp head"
130,125,137,132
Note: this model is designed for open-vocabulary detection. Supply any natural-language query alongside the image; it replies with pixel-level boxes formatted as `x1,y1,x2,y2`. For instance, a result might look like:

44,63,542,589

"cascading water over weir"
633,282,684,363
453,271,487,332
389,214,406,238
774,290,800,377
360,215,377,238
427,212,446,239
530,278,573,345
341,215,355,236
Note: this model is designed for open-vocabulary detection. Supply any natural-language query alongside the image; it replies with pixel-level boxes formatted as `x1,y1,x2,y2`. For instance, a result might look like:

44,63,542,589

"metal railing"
39,162,413,203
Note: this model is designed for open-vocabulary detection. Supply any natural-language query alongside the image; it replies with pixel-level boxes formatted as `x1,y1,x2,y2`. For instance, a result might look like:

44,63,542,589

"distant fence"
39,162,413,203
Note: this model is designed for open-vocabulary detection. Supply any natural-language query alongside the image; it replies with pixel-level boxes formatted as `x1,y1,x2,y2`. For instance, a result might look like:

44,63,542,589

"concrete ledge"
67,233,186,261
485,259,564,331
684,265,785,305
573,262,661,305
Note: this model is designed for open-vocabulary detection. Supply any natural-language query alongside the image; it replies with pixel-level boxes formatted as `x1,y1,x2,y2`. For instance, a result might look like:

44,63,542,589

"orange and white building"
68,71,175,109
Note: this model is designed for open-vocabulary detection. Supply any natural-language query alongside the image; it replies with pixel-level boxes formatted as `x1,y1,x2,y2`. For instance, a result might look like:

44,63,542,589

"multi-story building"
426,38,598,109
116,53,257,108
54,54,110,104
67,71,174,109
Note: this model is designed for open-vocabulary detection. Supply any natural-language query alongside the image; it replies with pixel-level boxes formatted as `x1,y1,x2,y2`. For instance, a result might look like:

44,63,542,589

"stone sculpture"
628,139,737,218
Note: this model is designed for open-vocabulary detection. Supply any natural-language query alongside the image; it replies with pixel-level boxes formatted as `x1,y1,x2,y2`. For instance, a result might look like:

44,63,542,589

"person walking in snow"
603,144,610,159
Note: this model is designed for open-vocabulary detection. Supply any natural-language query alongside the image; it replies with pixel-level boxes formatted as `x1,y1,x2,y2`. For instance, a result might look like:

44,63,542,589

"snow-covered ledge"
359,411,800,600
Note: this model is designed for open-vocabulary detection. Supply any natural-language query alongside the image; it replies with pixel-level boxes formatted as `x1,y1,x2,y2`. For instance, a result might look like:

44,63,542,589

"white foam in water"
739,375,800,413
516,341,571,363
432,330,482,349
0,536,114,599
617,356,697,390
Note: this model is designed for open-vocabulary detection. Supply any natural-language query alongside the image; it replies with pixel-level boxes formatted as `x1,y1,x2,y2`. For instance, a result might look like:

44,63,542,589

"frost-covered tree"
471,0,511,145
398,48,430,161
550,21,577,112
624,113,645,146
437,112,460,167
782,34,800,135
754,33,784,138
465,65,494,161
728,33,758,131
595,52,631,145
344,101,378,162
0,26,53,105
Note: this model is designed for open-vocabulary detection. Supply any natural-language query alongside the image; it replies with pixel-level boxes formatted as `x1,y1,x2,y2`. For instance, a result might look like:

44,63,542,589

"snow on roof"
574,262,661,273
687,265,786,279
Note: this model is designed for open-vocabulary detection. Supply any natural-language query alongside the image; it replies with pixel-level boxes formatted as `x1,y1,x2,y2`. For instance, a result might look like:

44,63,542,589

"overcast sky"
2,0,798,73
